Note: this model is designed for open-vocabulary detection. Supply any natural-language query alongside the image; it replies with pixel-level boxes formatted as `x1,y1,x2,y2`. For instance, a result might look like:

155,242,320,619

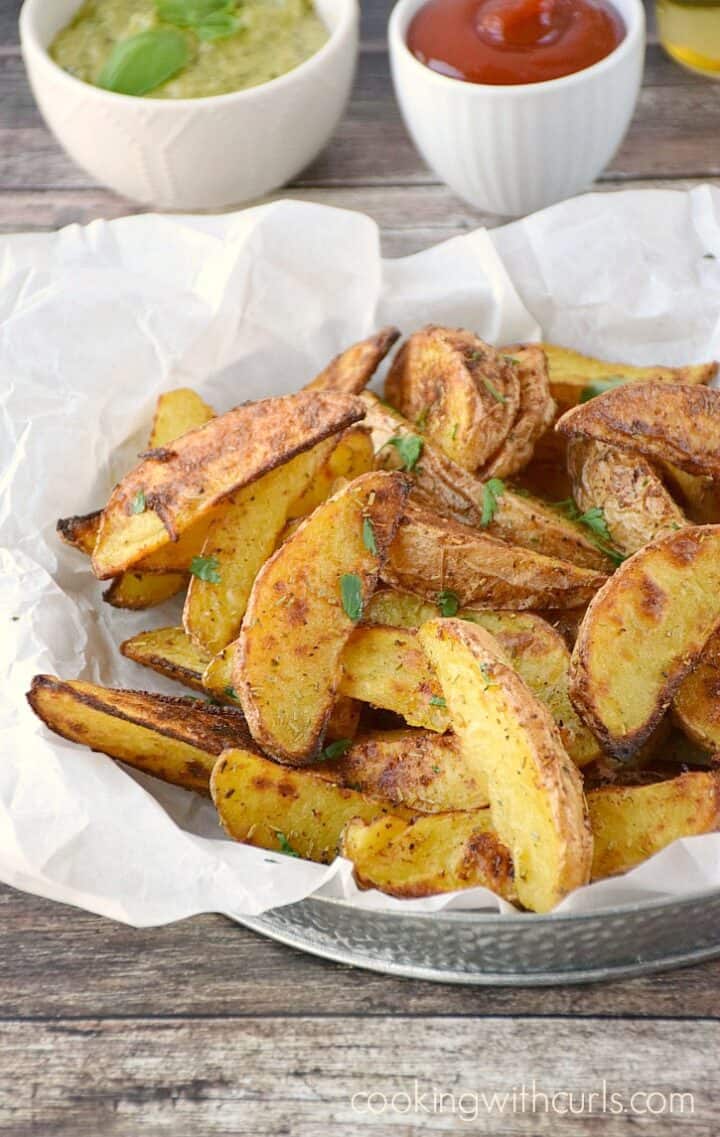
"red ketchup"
407,0,626,85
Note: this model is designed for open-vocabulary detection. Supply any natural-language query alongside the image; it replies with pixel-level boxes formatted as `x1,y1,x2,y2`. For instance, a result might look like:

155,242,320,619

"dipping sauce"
407,0,625,85
50,0,328,99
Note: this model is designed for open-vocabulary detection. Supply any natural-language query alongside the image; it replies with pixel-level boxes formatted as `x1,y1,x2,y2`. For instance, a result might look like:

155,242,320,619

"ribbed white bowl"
389,0,645,217
20,0,358,210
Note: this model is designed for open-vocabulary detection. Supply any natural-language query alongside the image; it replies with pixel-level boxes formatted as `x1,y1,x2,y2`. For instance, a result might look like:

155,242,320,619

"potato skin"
673,629,720,751
567,437,686,555
570,526,720,758
306,327,401,394
480,346,556,479
557,382,720,479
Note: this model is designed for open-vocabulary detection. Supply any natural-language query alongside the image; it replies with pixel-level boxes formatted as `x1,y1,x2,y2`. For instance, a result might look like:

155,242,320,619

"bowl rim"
389,0,645,97
19,0,358,110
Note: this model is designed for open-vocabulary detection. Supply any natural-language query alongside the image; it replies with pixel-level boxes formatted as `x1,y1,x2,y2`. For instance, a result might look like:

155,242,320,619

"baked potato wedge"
305,327,400,394
150,387,215,447
339,625,449,732
235,470,410,763
27,675,253,795
480,346,556,479
661,464,720,525
419,618,592,912
121,626,210,692
386,502,608,611
92,391,365,579
57,510,102,556
341,812,516,900
385,326,520,471
287,427,374,519
567,437,686,556
570,526,720,757
673,629,720,751
588,772,720,880
557,382,720,479
103,571,188,610
211,747,411,862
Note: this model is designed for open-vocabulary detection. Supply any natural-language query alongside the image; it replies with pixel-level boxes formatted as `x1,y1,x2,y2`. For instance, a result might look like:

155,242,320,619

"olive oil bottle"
657,0,720,77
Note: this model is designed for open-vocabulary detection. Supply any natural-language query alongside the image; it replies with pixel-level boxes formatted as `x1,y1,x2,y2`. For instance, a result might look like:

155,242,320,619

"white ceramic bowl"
20,0,358,210
389,0,645,217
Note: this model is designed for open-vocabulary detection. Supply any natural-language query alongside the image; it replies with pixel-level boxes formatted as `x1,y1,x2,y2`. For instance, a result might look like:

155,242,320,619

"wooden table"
1,2,719,1133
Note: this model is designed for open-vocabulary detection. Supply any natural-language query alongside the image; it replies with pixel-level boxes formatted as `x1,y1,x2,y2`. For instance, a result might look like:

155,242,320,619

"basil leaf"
190,554,221,583
196,11,240,39
340,573,363,622
480,477,505,528
437,589,459,618
156,0,232,24
98,29,190,97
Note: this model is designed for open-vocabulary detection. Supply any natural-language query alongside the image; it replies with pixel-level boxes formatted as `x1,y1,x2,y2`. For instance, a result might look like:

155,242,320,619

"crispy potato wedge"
103,571,188,610
121,626,210,692
480,346,556,479
420,618,592,912
570,526,720,757
305,327,401,394
27,675,253,795
588,772,720,880
323,729,489,811
211,747,411,862
364,393,612,571
536,343,717,412
183,436,339,655
385,326,520,471
339,625,449,732
92,391,365,579
567,438,686,555
557,382,720,479
235,470,410,763
57,510,102,556
386,502,608,611
365,590,600,766
673,629,720,751
150,387,215,446
287,427,374,519
661,464,720,525
342,812,516,900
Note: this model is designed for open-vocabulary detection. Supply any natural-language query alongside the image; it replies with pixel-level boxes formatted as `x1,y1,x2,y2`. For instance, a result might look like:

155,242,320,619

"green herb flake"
387,433,423,473
340,573,363,622
274,830,300,858
480,477,505,527
223,685,238,700
481,377,507,405
189,554,221,583
704,252,716,260
450,423,459,441
362,516,378,557
319,738,353,761
576,506,613,543
437,589,460,618
130,490,146,515
431,765,441,774
429,695,447,708
98,28,190,97
579,375,628,403
415,406,430,431
554,499,626,565
479,662,495,690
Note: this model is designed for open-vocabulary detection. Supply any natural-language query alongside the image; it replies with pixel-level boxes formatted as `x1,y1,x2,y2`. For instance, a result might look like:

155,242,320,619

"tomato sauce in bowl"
407,0,626,86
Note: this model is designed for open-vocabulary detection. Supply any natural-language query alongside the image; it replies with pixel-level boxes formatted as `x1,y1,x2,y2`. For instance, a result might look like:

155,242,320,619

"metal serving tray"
239,887,720,985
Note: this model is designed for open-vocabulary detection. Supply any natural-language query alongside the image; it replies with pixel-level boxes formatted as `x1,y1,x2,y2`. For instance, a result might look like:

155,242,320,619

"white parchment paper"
2,189,720,926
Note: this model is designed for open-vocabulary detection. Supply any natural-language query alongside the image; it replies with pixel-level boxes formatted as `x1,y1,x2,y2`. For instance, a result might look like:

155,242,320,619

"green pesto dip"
50,0,329,99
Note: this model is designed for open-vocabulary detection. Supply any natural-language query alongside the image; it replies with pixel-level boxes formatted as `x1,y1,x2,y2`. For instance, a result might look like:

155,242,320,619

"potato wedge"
342,812,516,900
588,772,720,880
567,438,686,555
339,625,449,732
557,382,720,479
662,464,720,525
419,618,592,912
385,326,520,471
386,502,608,611
121,626,211,692
92,391,365,579
512,428,573,502
57,510,102,556
235,470,409,763
150,387,215,446
103,571,188,610
673,629,720,751
287,427,374,519
364,393,612,571
183,436,339,655
480,346,556,479
570,526,720,757
305,327,400,394
27,675,253,795
536,343,717,412
323,729,488,812
211,747,411,862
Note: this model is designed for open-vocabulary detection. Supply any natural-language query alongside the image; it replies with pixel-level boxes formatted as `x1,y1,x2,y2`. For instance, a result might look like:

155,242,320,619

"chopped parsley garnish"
579,375,627,403
437,589,460,617
189,554,221,583
387,433,423,473
431,765,441,774
479,662,495,690
130,490,146,514
429,695,447,708
553,499,626,565
481,377,507,405
480,477,505,527
450,423,459,441
319,738,353,761
362,516,378,556
340,573,363,622
273,830,299,858
223,685,238,700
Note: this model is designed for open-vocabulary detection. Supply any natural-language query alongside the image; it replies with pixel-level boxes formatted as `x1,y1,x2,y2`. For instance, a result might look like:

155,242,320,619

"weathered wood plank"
1,884,719,1019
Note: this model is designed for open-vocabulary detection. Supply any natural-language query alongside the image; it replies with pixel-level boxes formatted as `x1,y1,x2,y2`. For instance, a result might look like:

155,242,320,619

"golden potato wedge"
323,729,488,812
341,812,516,900
339,625,449,732
305,327,401,394
673,629,720,751
235,470,410,763
385,326,520,471
59,511,214,574
150,387,215,446
121,626,211,692
92,391,365,579
557,382,720,479
211,747,411,862
364,393,612,571
661,464,720,525
536,343,717,412
480,346,556,479
57,510,102,556
183,436,340,656
588,772,720,880
567,438,686,556
287,427,374,519
27,675,253,795
386,502,608,611
420,618,592,912
570,526,720,757
103,571,188,610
